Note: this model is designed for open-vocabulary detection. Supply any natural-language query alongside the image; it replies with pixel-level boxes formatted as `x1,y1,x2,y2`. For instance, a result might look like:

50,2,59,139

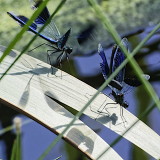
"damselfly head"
122,102,128,108
30,0,42,9
112,90,128,107
65,46,72,54
114,92,124,100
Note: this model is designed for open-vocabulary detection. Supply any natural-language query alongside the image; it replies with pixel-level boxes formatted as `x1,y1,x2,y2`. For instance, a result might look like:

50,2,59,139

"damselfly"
98,38,150,125
7,0,72,73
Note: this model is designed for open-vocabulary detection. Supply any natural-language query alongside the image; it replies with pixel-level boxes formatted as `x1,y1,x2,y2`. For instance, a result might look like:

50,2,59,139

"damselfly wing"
98,43,123,91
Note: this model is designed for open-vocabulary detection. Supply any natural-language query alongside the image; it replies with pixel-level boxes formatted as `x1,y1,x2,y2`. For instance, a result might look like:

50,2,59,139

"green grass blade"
16,132,22,160
11,138,17,160
11,127,22,160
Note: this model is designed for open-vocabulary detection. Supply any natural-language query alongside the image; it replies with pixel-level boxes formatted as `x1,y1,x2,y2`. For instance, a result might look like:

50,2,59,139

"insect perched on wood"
98,38,150,126
7,0,72,74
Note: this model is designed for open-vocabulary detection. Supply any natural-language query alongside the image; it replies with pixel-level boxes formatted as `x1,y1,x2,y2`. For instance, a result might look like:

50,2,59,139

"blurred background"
0,0,160,159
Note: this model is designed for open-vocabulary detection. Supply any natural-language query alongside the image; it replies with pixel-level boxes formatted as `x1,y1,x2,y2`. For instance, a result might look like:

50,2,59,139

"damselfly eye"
66,47,72,54
119,93,123,97
123,102,128,108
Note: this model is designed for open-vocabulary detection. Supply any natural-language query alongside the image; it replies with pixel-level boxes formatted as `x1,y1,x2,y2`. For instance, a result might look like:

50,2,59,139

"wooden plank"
0,46,123,160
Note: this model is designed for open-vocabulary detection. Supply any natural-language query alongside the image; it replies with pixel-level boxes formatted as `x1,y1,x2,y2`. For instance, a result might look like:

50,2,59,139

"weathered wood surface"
0,46,160,159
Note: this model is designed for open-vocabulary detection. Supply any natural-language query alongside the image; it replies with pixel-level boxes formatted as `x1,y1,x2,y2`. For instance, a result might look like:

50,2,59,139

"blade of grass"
11,128,22,160
11,138,16,160
87,0,160,110
16,132,21,160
